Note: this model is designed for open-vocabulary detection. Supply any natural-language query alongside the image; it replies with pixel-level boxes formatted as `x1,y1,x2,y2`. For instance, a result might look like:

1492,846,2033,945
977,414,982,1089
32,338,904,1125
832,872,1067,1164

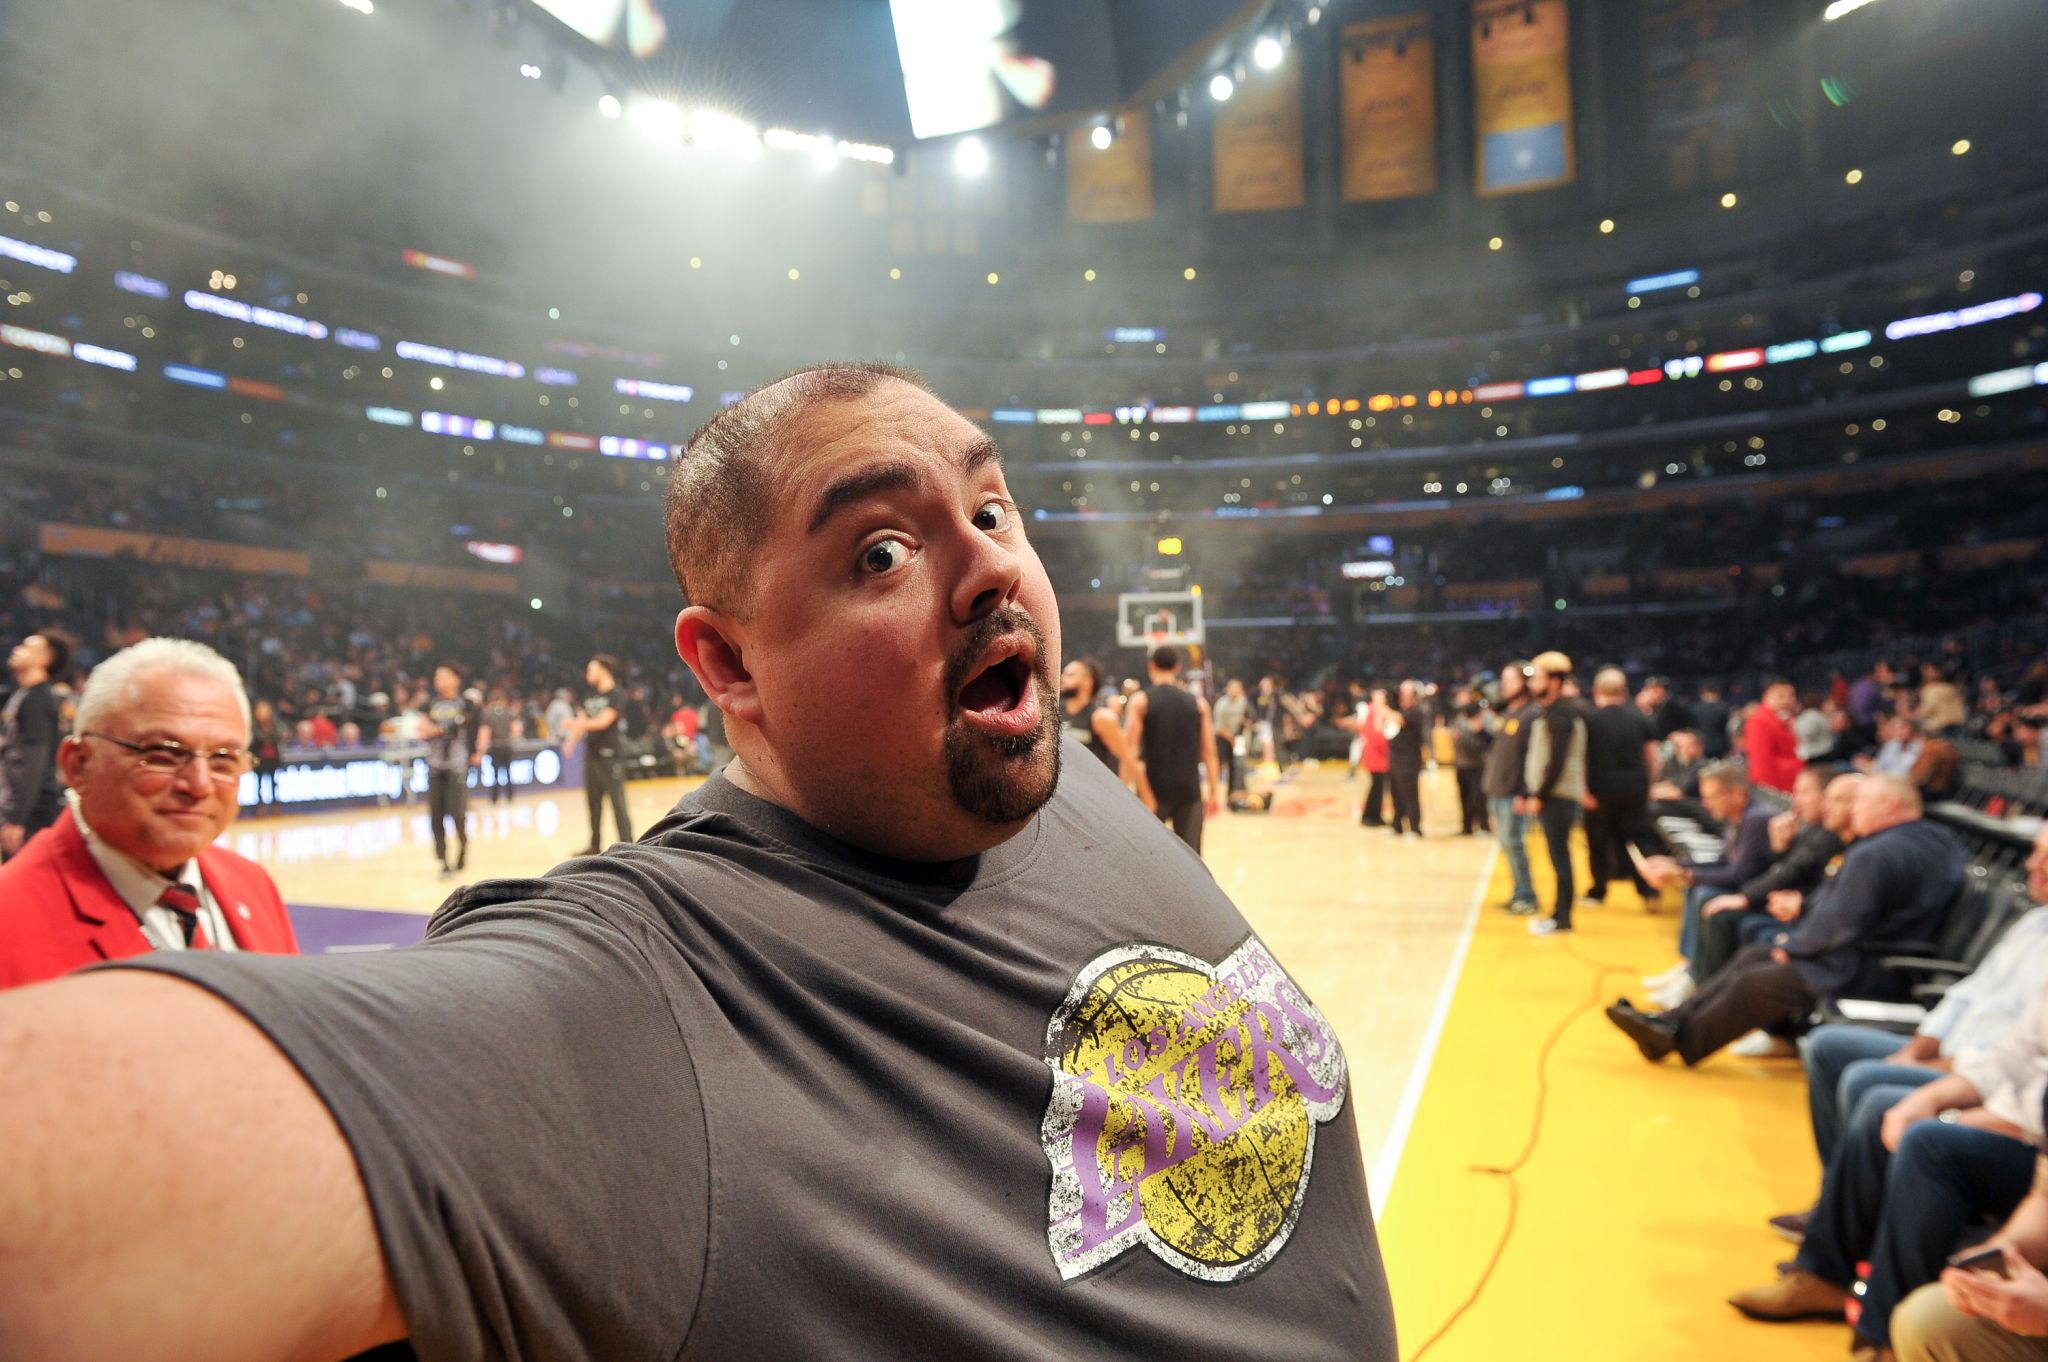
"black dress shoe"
1605,998,1678,1062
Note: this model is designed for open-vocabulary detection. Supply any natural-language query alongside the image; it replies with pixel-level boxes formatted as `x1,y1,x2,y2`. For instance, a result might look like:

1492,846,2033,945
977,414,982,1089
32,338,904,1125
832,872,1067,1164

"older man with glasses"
0,637,298,988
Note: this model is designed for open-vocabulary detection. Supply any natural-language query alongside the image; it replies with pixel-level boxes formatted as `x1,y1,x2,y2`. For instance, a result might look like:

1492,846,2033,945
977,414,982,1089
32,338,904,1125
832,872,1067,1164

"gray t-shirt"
114,741,1394,1361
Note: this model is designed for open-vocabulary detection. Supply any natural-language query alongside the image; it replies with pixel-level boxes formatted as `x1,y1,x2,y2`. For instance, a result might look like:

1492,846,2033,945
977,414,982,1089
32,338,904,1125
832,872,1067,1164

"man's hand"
1770,946,1790,966
1701,892,1748,918
1650,781,1683,802
1886,1034,1943,1067
1767,889,1804,923
0,823,22,856
1582,792,1599,811
1514,796,1534,816
1640,855,1688,889
1943,1249,2048,1336
1880,1090,1957,1152
1768,809,1798,854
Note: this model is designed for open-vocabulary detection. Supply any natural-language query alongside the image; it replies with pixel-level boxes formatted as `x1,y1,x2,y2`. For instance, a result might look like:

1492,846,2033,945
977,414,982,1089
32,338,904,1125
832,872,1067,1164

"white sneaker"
1528,917,1567,936
1644,961,1690,990
1730,1029,1798,1058
1650,975,1698,1009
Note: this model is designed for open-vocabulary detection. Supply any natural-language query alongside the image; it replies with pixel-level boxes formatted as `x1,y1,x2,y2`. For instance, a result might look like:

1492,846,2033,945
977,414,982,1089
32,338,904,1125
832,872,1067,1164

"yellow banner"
1473,0,1575,196
1213,60,1305,214
1067,110,1154,224
1341,16,1437,202
39,523,310,577
362,561,519,595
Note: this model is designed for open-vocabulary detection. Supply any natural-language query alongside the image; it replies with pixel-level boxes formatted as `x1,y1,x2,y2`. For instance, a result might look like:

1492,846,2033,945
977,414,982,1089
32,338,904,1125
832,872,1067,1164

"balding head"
1592,667,1629,701
1851,774,1922,839
665,362,929,614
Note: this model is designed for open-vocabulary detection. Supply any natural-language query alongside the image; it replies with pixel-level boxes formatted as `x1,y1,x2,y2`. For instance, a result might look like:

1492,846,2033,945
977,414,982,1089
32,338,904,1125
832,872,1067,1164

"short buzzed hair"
1697,759,1749,794
1593,666,1629,698
665,361,929,614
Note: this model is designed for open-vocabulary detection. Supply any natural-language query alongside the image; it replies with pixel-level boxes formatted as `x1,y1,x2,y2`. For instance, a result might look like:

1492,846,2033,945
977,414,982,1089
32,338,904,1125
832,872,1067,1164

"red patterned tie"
156,884,211,950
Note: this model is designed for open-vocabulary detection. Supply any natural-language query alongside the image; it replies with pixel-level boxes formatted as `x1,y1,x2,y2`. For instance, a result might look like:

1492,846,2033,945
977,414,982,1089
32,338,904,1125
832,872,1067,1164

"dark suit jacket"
0,809,298,989
1738,824,1846,911
1786,819,1965,999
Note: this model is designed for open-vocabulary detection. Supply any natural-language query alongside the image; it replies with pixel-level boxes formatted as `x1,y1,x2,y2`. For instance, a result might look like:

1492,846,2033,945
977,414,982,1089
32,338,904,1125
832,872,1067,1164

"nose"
950,516,1023,627
169,754,216,796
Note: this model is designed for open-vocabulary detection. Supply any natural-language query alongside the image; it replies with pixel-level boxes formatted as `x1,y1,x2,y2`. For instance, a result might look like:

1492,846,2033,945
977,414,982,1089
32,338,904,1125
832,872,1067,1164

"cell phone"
1948,1245,2011,1278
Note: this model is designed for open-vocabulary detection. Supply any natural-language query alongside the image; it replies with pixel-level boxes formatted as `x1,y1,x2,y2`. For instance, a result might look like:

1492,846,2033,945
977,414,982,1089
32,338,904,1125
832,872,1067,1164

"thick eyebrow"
805,437,1006,535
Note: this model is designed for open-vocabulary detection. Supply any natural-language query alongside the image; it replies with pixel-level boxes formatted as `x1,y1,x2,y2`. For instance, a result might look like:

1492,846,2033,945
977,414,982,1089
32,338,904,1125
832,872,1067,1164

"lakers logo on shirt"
1040,938,1347,1283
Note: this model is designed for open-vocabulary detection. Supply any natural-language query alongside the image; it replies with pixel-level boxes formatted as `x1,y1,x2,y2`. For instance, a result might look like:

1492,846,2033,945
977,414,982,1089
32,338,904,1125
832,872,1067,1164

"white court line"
322,942,397,953
1368,844,1497,1218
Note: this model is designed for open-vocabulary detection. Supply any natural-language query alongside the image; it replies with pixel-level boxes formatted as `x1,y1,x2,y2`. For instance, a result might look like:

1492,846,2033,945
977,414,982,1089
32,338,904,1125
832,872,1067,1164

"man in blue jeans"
1481,660,1538,913
1780,825,2048,1240
1730,981,2048,1358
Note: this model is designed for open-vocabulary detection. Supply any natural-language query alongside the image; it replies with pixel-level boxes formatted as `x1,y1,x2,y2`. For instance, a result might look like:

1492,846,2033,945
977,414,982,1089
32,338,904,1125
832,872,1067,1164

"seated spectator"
1866,714,1927,778
1651,729,1707,802
1639,761,1780,1000
1727,971,2045,1357
1691,769,1857,985
1795,691,1836,763
1777,823,2048,1244
0,638,299,988
1607,777,1965,1067
1913,735,1963,805
1893,1144,2048,1361
1921,671,1969,739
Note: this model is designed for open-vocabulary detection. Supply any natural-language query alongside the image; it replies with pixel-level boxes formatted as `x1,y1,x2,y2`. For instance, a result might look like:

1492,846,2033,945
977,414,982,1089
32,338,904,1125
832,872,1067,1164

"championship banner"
39,523,311,577
1340,15,1438,203
1644,0,1752,190
362,560,519,595
1213,60,1305,214
1067,110,1155,224
1472,0,1575,197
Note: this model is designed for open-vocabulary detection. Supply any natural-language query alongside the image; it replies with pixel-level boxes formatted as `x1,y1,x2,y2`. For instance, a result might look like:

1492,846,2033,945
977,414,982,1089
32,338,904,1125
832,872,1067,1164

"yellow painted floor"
1376,829,1849,1362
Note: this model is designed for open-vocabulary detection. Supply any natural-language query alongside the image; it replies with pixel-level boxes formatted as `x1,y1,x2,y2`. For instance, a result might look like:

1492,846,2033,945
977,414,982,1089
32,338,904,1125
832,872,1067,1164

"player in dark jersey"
419,663,488,876
1123,645,1222,853
1058,658,1125,774
562,653,632,854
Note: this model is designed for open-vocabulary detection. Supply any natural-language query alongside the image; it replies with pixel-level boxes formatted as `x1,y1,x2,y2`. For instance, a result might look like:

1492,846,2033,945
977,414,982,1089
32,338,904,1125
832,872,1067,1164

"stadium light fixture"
1253,36,1284,70
955,137,990,177
338,0,373,14
1599,218,1614,234
519,63,542,80
1209,73,1235,102
627,98,686,143
1844,167,1862,184
1821,0,1882,19
1952,138,1971,156
1090,124,1113,151
1720,191,1738,208
597,94,622,119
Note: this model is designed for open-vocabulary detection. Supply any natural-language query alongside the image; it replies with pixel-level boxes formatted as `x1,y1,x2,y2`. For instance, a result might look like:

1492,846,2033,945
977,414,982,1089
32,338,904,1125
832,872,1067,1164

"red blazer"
0,809,299,990
1743,705,1805,793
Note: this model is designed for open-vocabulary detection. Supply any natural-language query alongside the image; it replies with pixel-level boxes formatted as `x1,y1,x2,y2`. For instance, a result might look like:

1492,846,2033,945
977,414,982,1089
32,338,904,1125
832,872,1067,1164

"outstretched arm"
0,972,403,1362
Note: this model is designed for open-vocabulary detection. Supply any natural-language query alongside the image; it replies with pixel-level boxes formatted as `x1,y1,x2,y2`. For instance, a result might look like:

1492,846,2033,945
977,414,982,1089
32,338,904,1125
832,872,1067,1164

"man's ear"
676,607,762,725
55,735,88,791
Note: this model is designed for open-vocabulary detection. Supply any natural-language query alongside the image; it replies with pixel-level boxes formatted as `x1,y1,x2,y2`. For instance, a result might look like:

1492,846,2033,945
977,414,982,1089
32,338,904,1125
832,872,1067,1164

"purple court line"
287,903,430,955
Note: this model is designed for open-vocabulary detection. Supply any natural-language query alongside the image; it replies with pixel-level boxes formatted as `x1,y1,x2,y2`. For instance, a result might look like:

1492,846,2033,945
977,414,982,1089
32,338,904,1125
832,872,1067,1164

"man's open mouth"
958,644,1030,715
955,637,1041,736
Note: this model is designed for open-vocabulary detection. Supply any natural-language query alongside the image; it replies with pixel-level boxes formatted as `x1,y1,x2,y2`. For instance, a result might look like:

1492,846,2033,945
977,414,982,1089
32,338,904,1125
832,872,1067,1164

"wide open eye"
971,499,1010,533
860,539,910,574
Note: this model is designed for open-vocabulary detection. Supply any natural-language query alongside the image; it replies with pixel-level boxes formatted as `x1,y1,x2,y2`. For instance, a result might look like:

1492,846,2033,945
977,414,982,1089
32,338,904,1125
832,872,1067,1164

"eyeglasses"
82,732,252,782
